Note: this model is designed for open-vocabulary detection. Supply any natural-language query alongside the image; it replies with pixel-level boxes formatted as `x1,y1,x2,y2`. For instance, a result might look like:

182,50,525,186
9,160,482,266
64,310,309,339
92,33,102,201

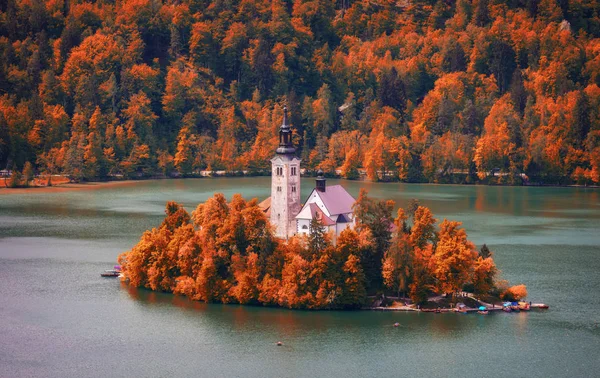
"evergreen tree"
474,0,490,26
377,67,407,119
479,243,492,259
308,218,328,256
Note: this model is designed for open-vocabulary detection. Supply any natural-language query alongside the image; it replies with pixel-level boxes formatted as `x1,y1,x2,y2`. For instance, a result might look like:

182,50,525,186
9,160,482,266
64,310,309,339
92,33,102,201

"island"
118,112,530,311
118,192,530,311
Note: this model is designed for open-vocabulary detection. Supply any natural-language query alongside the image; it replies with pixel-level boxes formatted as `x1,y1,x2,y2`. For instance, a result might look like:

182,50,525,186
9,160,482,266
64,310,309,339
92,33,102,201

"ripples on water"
0,178,599,378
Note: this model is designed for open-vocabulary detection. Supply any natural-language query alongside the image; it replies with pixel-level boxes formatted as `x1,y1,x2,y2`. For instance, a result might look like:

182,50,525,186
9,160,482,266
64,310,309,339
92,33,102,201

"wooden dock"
365,302,548,313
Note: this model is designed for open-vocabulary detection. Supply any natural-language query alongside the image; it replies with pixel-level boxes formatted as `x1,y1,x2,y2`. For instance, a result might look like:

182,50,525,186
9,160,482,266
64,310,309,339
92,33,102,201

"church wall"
335,217,353,236
270,156,301,239
302,190,330,217
297,218,311,235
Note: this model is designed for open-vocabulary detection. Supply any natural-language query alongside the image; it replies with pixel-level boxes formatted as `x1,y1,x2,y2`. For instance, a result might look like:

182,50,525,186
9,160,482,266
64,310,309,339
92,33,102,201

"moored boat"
518,301,531,311
531,303,549,309
101,266,121,277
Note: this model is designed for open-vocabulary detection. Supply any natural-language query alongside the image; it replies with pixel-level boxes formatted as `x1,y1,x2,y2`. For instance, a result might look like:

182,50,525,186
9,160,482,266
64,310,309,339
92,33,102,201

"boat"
456,303,468,313
101,269,120,277
518,301,531,311
532,303,549,309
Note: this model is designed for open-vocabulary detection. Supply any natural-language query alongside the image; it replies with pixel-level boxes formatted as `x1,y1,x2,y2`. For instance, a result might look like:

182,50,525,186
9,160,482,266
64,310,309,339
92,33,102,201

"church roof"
276,105,296,155
296,203,336,226
258,197,271,217
313,185,356,216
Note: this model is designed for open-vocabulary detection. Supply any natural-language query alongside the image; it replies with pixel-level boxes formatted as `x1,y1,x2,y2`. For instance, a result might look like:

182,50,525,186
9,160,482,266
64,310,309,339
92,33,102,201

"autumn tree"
3,0,600,186
410,206,437,249
432,220,478,297
382,232,413,298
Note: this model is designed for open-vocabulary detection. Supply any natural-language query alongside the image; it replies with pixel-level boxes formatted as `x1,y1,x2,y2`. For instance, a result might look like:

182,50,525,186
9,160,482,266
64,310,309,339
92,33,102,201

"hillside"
1,0,599,185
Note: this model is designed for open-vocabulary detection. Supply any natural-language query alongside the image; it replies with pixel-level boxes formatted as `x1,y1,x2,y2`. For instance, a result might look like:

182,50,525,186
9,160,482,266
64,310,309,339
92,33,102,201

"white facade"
295,185,356,243
270,155,302,239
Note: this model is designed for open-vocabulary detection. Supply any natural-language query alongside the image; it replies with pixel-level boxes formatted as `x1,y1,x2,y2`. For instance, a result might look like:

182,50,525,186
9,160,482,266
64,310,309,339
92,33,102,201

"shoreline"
0,179,151,195
0,174,598,195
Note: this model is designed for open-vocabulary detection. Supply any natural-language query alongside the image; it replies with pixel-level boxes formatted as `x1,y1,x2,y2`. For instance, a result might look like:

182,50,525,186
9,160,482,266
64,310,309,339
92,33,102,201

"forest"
117,191,526,309
1,0,600,185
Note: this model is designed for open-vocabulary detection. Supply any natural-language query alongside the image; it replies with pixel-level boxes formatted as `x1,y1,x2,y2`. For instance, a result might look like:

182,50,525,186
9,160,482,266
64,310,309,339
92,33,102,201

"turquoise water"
0,178,599,377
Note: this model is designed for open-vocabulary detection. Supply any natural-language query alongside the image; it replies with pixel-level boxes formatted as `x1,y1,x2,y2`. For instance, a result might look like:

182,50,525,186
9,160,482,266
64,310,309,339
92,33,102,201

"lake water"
1,178,599,378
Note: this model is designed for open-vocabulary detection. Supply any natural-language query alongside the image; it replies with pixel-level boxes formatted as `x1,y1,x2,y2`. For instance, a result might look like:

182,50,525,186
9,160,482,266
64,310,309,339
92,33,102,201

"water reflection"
121,283,527,343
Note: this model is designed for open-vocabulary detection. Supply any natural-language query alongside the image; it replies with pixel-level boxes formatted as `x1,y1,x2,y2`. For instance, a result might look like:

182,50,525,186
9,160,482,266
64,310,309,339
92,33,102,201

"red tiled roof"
310,203,336,226
258,197,271,217
297,203,335,226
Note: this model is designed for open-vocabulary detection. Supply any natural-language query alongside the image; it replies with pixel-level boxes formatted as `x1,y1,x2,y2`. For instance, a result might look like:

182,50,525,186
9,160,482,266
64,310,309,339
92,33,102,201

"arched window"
302,225,308,230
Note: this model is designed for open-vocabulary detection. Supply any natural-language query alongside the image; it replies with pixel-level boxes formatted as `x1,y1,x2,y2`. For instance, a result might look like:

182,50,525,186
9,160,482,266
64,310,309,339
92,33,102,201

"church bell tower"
270,106,301,239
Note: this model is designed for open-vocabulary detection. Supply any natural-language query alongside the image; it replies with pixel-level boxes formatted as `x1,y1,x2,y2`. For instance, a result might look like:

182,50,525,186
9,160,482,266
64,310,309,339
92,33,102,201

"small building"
259,106,356,241
295,171,356,241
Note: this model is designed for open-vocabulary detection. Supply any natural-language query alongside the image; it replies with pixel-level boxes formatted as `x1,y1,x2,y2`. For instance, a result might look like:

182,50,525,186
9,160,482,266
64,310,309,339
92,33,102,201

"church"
259,106,357,241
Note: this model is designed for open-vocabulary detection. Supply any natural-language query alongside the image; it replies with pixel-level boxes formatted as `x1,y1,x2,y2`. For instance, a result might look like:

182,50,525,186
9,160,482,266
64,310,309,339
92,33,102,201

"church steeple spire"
276,105,296,155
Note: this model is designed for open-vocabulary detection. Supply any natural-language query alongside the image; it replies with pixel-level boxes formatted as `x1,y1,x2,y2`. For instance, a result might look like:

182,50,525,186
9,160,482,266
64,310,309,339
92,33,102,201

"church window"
302,225,308,230
277,186,282,192
291,166,297,176
292,186,296,193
